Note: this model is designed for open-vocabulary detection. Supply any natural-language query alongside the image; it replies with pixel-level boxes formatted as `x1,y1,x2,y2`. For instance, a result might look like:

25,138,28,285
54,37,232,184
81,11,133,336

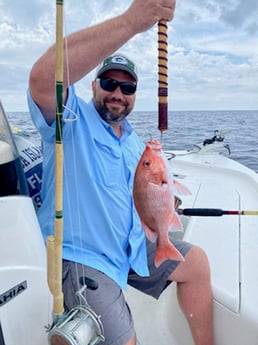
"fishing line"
62,114,86,299
61,4,88,302
62,105,78,121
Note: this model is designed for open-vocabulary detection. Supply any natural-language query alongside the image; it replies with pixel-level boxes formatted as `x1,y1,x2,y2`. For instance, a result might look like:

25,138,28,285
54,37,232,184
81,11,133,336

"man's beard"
93,97,132,123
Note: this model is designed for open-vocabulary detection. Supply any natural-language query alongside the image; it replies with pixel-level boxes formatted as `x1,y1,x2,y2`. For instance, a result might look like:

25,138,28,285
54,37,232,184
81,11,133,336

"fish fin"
173,180,191,196
154,243,185,267
141,222,158,243
169,212,184,232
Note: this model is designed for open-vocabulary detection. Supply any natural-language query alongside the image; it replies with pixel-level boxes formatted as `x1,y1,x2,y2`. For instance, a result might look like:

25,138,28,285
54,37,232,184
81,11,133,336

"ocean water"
7,110,258,173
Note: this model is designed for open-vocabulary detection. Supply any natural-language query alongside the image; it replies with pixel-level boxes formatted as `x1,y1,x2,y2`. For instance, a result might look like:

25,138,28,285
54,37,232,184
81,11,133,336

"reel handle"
79,276,99,290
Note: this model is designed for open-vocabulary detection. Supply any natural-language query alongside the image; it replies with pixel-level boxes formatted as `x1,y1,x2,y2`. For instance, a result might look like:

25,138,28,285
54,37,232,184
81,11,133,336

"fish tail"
154,243,185,267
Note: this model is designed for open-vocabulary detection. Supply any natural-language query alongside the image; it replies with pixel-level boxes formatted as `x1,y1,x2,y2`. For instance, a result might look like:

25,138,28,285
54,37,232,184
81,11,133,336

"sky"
0,0,258,112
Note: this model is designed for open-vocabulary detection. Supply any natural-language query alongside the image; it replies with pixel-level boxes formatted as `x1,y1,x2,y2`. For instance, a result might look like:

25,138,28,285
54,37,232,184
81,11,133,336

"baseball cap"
95,54,138,81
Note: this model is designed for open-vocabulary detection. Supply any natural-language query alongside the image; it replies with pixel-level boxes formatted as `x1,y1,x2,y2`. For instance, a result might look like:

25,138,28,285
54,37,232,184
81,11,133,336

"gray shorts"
62,239,192,345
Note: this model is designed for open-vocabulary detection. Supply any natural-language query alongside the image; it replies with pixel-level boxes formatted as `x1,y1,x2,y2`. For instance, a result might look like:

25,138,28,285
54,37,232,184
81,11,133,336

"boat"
1,1,258,343
1,97,258,344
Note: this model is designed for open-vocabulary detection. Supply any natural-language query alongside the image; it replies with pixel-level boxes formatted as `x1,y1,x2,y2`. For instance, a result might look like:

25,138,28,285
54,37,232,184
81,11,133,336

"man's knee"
123,334,136,345
168,245,211,283
187,246,211,281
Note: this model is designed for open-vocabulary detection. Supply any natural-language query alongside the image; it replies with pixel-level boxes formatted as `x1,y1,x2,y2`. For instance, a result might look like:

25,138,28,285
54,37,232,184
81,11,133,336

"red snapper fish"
133,140,191,267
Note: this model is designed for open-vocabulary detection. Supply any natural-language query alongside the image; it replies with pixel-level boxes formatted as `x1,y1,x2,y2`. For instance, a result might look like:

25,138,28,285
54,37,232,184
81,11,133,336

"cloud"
0,0,54,29
176,0,258,34
0,0,257,111
218,0,258,33
169,49,258,108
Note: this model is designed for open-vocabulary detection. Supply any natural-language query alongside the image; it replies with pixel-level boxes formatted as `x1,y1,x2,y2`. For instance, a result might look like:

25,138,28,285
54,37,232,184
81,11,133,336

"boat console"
0,101,52,344
0,103,28,197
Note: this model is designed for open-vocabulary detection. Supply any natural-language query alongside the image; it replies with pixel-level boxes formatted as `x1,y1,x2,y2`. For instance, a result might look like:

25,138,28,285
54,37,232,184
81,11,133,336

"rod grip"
179,208,224,217
158,20,168,132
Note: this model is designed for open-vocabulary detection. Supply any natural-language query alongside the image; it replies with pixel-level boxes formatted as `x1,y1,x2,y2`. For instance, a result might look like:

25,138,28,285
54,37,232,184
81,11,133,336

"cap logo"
103,55,135,72
111,56,128,65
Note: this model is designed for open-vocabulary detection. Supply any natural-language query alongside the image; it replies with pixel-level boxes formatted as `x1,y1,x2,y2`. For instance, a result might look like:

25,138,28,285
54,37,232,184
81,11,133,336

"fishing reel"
48,277,105,345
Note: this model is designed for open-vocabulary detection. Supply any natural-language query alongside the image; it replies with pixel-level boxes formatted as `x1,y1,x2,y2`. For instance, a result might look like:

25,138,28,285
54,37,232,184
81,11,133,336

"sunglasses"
96,78,137,95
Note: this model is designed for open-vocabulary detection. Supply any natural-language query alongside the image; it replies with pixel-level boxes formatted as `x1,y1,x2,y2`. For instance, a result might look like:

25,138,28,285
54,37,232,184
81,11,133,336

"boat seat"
0,140,18,196
183,182,240,313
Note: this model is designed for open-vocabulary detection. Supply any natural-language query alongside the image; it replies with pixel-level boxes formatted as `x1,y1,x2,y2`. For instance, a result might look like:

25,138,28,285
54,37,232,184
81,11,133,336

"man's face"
92,70,137,123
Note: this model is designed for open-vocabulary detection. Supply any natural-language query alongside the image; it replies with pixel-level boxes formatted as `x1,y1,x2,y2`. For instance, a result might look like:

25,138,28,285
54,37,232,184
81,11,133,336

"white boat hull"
0,196,52,344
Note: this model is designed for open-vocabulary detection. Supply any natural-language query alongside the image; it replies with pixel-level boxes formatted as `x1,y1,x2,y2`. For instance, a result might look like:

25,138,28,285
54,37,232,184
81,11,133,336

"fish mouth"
148,176,168,184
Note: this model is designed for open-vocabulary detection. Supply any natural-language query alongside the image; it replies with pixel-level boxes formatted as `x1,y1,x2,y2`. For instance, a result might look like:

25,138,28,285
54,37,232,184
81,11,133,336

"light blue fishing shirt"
27,86,149,289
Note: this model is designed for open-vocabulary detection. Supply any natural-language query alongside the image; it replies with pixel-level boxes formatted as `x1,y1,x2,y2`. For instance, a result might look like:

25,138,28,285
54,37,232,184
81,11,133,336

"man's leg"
168,246,214,345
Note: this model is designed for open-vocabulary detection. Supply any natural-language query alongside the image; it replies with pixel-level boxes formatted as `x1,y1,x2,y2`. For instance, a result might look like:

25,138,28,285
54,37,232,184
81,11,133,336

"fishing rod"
177,208,258,217
158,20,168,139
47,2,104,344
47,0,64,319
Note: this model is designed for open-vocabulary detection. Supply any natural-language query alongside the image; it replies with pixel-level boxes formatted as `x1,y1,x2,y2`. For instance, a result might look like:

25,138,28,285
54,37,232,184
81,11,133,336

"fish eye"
143,160,151,168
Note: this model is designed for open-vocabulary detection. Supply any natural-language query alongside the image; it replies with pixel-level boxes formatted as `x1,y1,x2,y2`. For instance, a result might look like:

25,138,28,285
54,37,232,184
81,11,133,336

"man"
28,1,214,344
